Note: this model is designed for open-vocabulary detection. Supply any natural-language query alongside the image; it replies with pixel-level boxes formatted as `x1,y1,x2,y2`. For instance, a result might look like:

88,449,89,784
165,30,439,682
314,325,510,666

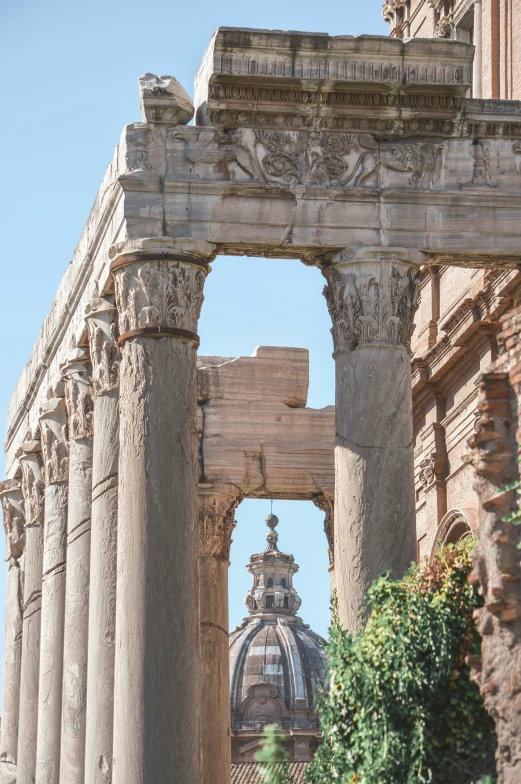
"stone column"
199,483,242,784
111,237,214,784
59,348,94,784
84,294,120,784
36,389,69,783
473,0,483,98
322,247,422,629
0,479,26,779
17,433,45,784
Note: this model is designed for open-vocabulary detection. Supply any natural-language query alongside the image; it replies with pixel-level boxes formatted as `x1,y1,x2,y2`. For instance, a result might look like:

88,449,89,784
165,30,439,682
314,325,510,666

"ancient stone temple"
229,513,326,773
3,21,521,784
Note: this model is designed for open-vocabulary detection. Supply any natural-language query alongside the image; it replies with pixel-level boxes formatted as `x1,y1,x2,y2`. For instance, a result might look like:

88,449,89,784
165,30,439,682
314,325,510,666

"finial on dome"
265,513,279,551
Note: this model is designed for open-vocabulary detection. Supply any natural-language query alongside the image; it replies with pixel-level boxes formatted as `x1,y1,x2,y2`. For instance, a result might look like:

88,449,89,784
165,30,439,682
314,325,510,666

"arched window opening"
283,596,289,609
266,577,274,588
280,578,286,588
430,509,475,563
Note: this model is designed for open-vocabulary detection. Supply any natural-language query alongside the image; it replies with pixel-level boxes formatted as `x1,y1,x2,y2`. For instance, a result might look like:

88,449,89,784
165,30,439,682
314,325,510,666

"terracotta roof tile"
231,762,310,783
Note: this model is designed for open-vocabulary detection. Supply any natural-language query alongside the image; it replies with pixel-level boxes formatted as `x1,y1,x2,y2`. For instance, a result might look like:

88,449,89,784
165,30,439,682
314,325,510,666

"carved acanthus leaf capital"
199,485,243,561
0,479,26,560
40,393,69,485
110,239,215,344
322,247,423,355
85,296,120,395
62,347,94,441
18,433,45,527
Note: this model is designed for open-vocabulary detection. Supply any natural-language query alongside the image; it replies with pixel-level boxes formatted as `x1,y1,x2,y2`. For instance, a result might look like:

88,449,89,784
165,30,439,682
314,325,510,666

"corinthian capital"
18,432,45,527
110,238,216,346
61,347,94,440
199,484,243,561
313,489,334,568
40,390,69,485
322,247,424,355
85,296,120,395
0,479,26,561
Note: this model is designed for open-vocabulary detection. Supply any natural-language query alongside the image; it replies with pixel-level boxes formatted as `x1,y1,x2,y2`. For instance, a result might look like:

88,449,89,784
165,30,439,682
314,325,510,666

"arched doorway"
429,508,475,561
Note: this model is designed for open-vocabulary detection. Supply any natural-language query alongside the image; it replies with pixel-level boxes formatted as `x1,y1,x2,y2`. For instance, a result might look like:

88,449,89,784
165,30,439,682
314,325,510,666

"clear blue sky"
0,0,388,691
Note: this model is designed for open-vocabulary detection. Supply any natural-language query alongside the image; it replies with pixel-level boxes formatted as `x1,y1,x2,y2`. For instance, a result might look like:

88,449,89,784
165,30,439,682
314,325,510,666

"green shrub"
307,543,497,784
256,724,294,784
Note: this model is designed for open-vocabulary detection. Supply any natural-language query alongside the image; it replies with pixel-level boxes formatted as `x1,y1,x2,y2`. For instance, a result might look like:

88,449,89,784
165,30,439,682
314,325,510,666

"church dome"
229,514,327,738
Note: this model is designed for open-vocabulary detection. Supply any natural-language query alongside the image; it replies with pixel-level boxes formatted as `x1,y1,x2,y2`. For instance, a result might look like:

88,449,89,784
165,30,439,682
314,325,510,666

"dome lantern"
230,510,327,764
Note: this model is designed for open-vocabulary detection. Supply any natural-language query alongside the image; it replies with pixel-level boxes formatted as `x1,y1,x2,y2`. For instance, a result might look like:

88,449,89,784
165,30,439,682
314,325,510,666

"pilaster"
322,246,423,629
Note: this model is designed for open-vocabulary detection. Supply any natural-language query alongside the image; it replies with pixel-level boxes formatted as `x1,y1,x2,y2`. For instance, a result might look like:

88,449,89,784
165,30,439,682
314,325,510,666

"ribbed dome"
230,514,327,732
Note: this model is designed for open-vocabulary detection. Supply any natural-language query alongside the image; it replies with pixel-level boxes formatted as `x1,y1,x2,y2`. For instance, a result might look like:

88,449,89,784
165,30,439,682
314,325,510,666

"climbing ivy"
306,543,497,784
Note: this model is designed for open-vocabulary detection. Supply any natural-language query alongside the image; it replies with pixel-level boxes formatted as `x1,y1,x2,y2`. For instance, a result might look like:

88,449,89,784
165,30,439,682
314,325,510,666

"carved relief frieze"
19,433,45,527
113,259,207,338
85,296,120,395
0,480,26,561
40,392,69,485
323,263,420,353
171,127,448,190
199,488,242,561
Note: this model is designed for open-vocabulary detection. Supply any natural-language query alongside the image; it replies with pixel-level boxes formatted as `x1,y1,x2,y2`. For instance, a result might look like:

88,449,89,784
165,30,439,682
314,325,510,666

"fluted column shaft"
36,392,69,783
322,247,422,629
17,435,45,784
60,349,94,784
0,479,26,777
199,484,242,784
111,238,214,784
84,296,120,784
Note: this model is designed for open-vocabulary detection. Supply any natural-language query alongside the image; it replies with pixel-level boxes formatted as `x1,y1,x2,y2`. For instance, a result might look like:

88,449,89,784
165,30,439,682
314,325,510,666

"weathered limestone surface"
111,238,212,784
199,484,242,784
36,393,69,784
198,347,334,498
84,296,120,784
323,247,421,627
17,436,45,784
0,480,25,778
60,350,93,784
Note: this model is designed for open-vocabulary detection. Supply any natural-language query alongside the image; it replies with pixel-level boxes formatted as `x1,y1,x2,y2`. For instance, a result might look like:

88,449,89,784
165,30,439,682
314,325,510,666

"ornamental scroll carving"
62,349,94,441
113,260,207,337
172,128,446,190
19,434,45,526
86,297,120,395
323,263,420,353
199,490,242,561
40,394,69,485
0,481,26,561
313,491,334,568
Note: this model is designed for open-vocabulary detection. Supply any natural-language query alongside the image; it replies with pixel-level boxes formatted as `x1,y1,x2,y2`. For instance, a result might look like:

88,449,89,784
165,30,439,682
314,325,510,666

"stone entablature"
5,32,521,477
